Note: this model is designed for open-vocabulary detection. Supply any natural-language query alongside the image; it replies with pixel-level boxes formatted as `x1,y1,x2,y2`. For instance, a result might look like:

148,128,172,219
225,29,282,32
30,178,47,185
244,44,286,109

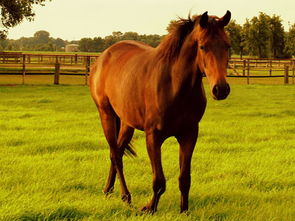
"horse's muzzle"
212,83,230,100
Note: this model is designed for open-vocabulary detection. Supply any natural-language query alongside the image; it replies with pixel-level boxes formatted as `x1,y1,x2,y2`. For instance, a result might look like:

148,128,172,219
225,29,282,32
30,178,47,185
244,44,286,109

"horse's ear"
200,11,208,29
219,10,231,27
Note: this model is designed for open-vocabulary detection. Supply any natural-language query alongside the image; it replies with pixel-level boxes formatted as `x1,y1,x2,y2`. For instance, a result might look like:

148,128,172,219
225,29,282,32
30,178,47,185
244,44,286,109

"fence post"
75,54,78,64
269,59,272,76
54,59,60,85
247,59,250,84
85,56,90,86
22,54,26,85
284,65,289,84
292,60,295,84
243,59,246,76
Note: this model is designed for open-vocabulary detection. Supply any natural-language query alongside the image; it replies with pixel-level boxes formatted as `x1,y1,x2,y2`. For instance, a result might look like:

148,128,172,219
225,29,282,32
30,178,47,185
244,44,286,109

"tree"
0,0,51,39
34,30,50,44
112,31,123,39
140,34,162,47
225,20,243,58
269,15,286,58
122,32,139,41
0,38,8,50
241,19,251,56
243,13,271,58
18,36,34,51
104,35,117,49
78,38,95,52
53,38,66,51
92,37,105,52
285,24,295,57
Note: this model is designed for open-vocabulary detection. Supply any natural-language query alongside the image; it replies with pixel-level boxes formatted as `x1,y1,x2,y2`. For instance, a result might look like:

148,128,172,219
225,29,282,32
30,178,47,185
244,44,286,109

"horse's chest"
156,95,207,134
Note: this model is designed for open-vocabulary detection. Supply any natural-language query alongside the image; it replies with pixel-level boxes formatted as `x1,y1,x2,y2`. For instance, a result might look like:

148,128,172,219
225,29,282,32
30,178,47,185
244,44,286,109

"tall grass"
0,84,294,220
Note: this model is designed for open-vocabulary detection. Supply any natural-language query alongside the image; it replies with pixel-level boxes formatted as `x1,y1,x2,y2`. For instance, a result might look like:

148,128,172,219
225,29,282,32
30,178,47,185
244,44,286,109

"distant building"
65,44,79,52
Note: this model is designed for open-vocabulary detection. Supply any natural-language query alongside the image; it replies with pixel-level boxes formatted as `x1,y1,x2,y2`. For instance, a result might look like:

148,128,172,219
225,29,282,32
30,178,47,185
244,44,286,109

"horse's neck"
150,35,203,99
170,39,201,95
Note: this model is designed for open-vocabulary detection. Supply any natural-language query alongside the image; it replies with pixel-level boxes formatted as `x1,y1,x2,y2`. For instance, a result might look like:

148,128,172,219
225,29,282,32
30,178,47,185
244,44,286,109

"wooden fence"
0,52,295,85
0,52,99,85
228,58,295,84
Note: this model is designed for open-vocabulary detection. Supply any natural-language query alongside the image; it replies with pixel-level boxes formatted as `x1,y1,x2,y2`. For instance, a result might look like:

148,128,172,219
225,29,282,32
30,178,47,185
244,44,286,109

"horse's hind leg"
103,118,120,194
98,101,133,203
116,122,134,203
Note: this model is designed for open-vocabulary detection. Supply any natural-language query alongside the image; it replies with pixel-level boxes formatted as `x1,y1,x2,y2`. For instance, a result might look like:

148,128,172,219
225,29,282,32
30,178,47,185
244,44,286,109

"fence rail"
227,57,294,84
0,52,99,85
0,52,294,85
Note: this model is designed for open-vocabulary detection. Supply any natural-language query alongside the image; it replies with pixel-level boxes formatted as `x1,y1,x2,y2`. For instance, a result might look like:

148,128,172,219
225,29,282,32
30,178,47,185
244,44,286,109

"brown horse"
90,11,231,213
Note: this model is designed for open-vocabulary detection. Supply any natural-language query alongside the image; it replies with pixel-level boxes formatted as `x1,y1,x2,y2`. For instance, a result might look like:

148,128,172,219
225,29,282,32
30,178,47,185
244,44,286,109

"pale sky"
7,0,295,40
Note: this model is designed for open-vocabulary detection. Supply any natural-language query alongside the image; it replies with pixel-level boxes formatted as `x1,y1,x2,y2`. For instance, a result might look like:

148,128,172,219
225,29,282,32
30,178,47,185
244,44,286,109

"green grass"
0,84,295,220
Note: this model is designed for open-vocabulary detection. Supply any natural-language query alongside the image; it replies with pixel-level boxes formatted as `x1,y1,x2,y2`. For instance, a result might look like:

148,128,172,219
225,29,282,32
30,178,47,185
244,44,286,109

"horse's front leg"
141,131,165,213
176,126,199,213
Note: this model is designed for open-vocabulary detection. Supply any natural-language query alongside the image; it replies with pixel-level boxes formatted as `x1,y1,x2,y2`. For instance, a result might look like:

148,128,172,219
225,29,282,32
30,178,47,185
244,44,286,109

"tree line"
226,12,295,58
1,12,295,58
0,30,162,53
78,32,162,52
0,30,69,51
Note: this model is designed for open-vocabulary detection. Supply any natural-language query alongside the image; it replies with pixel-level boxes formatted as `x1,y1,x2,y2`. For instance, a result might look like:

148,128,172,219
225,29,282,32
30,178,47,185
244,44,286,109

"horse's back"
90,40,152,88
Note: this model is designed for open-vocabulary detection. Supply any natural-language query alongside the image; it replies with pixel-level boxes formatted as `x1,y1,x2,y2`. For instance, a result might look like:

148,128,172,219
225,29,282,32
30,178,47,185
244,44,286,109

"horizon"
6,0,295,41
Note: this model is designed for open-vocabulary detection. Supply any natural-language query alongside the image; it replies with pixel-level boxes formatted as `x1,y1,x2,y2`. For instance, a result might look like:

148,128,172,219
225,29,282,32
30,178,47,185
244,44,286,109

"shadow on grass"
13,207,89,221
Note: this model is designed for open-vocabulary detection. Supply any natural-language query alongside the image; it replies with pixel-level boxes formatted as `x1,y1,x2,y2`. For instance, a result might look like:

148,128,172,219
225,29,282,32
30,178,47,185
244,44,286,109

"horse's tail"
125,143,137,157
115,117,137,158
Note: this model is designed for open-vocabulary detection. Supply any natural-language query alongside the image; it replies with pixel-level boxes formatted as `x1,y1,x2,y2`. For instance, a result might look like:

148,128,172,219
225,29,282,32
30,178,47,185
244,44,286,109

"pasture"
0,84,295,220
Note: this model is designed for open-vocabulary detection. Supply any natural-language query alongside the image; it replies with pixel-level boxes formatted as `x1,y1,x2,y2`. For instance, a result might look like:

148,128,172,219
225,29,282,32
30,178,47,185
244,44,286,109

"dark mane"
157,15,200,60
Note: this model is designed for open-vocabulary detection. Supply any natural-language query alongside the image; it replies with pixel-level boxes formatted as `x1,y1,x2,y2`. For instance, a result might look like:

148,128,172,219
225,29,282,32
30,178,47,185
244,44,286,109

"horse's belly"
110,96,145,131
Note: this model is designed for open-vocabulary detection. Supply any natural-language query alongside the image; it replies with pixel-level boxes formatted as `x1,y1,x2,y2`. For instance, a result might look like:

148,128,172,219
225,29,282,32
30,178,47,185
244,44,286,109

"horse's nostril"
212,83,230,100
212,85,219,97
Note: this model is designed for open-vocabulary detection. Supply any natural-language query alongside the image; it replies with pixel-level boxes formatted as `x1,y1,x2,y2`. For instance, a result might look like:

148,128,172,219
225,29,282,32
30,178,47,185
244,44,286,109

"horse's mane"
157,15,201,61
157,14,223,61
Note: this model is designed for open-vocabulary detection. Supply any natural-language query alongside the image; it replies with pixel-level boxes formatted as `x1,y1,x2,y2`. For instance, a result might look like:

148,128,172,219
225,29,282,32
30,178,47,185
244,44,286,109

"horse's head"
195,11,231,100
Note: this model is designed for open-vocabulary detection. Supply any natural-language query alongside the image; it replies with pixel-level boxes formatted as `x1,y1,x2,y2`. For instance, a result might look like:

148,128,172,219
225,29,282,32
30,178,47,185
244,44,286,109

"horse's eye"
200,46,205,50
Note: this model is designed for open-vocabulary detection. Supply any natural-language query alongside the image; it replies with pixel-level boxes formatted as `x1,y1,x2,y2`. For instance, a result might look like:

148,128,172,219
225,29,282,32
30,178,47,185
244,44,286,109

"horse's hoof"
103,187,114,196
180,209,190,215
141,205,155,214
121,193,131,204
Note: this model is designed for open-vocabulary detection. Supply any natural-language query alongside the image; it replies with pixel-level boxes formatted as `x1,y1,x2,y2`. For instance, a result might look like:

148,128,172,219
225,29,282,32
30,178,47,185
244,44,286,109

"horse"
89,11,231,213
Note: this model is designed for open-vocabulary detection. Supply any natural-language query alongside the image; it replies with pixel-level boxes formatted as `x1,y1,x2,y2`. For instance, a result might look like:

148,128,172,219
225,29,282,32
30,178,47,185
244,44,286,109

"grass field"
0,84,295,220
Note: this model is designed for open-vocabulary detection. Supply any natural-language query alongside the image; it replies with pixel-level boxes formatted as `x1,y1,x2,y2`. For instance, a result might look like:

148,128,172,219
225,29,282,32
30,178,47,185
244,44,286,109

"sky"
6,0,295,41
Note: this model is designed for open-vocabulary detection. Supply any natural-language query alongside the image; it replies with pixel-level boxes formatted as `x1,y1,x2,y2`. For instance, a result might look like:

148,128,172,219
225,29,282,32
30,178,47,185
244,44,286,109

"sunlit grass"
0,84,294,220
